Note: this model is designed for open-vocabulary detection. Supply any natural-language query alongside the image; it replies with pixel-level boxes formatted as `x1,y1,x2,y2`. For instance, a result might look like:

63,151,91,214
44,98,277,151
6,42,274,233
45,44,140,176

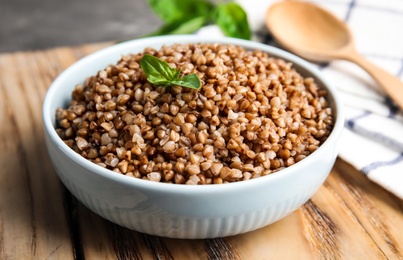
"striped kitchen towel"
198,0,403,199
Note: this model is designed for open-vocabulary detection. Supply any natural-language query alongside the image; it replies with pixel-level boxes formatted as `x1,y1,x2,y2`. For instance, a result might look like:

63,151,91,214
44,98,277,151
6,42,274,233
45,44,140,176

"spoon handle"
345,50,403,110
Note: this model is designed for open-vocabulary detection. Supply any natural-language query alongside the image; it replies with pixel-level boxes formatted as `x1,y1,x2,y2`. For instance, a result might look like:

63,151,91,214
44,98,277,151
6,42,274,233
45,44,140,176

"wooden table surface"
0,43,402,260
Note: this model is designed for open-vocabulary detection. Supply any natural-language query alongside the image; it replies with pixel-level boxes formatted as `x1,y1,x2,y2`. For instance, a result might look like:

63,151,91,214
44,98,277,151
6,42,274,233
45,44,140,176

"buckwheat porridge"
56,43,334,184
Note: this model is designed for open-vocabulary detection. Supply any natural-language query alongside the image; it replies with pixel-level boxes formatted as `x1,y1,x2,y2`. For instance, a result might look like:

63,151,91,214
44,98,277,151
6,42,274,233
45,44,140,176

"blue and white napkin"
198,0,403,199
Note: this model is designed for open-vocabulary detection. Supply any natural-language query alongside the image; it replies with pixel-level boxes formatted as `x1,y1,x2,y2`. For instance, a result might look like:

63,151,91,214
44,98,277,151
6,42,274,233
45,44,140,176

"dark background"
0,0,161,53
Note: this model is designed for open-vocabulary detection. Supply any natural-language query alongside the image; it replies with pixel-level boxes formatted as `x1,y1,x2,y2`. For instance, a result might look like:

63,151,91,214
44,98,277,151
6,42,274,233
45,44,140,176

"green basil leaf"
139,54,177,84
171,74,201,90
146,16,208,36
214,3,251,40
147,0,213,23
140,54,201,90
173,68,182,79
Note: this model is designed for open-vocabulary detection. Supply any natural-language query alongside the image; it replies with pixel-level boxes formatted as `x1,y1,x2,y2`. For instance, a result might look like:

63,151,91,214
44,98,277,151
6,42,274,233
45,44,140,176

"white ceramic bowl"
43,35,344,239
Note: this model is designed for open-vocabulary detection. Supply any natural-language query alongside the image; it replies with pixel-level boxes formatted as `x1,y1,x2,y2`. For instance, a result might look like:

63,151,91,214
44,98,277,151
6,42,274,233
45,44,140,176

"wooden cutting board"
0,43,402,259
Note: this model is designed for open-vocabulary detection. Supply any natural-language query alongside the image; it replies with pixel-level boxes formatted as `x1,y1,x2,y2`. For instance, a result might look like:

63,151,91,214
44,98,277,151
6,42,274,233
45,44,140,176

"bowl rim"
42,35,344,194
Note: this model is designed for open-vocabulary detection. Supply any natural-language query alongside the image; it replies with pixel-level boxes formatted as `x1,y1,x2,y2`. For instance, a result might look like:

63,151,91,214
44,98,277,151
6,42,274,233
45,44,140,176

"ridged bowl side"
56,170,326,239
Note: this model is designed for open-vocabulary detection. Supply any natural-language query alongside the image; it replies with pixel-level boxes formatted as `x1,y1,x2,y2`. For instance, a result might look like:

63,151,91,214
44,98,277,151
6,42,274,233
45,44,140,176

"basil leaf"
173,68,182,79
146,16,208,36
139,54,177,84
140,55,201,90
147,0,213,23
171,74,201,90
214,3,251,40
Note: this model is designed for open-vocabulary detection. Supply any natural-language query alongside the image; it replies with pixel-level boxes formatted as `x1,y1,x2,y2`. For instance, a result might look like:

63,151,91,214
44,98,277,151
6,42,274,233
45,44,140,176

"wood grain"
0,44,402,260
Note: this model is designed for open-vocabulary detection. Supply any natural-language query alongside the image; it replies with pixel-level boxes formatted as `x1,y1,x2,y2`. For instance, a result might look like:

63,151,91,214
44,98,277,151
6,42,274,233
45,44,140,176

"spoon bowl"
266,0,403,109
267,1,353,61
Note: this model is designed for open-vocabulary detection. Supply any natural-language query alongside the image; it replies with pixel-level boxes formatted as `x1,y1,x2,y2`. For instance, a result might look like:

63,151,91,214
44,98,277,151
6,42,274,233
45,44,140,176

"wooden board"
0,44,402,259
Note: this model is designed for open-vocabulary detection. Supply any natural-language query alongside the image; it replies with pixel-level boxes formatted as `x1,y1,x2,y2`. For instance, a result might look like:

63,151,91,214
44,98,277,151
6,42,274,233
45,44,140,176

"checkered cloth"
198,0,403,199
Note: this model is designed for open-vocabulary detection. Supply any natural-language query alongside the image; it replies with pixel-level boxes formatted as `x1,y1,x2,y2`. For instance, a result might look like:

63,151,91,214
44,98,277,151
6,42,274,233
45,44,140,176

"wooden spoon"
266,1,403,109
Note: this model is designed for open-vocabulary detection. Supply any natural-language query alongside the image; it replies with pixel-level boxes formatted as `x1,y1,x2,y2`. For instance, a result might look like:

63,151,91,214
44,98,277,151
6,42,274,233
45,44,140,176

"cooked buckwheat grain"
56,43,334,184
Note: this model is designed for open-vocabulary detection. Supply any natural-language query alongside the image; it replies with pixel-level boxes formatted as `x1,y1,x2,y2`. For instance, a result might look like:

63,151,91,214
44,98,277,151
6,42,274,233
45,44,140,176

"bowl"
42,35,344,239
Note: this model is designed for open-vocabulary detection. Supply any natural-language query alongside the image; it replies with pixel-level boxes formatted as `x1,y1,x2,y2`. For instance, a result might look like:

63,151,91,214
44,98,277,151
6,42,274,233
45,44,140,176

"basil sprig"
147,0,213,24
146,0,251,40
214,3,251,40
140,54,201,90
